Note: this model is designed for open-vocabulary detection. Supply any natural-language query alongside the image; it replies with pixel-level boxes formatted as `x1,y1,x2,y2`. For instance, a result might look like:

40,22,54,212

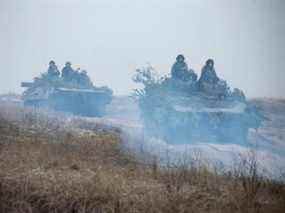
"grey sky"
0,0,284,97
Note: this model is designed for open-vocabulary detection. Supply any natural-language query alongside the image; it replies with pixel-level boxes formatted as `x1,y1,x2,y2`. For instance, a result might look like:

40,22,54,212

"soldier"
61,61,74,82
199,59,219,85
171,54,197,82
72,68,81,85
78,70,92,88
199,59,229,98
47,60,60,78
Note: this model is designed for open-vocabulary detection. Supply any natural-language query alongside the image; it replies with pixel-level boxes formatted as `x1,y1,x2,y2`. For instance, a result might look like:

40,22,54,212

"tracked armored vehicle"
133,58,264,144
22,61,113,117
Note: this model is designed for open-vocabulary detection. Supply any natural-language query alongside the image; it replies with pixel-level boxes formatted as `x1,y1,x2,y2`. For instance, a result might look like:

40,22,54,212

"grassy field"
0,102,285,213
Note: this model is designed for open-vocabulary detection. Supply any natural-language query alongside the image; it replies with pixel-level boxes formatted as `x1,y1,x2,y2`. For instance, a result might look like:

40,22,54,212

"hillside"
0,97,285,212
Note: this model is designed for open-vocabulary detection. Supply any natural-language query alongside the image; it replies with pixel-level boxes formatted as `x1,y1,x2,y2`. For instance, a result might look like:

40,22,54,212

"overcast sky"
0,0,284,97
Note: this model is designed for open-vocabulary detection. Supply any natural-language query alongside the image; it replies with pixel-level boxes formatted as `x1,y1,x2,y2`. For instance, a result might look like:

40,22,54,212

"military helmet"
176,54,185,61
49,60,55,65
206,59,214,66
65,61,72,66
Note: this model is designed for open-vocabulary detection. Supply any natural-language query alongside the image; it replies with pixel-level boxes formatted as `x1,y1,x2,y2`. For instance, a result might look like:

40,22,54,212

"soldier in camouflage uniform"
61,62,75,82
199,59,219,84
47,60,60,78
79,70,93,88
171,54,197,82
199,59,229,98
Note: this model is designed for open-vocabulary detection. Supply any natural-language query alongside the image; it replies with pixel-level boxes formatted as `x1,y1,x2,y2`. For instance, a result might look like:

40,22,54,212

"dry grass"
0,103,284,213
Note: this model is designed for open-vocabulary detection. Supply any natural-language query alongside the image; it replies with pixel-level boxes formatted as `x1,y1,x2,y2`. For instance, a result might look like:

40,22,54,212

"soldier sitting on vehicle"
78,70,93,88
47,60,60,79
198,59,228,97
199,59,219,84
72,68,81,85
171,54,197,82
61,62,75,82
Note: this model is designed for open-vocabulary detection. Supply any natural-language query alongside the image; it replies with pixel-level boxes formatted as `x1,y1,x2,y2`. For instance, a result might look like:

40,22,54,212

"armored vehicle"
133,57,264,144
21,61,113,117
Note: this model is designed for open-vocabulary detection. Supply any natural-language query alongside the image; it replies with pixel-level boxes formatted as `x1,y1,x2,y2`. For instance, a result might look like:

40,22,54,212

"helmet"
49,60,55,65
206,59,214,66
176,54,185,61
65,61,71,66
